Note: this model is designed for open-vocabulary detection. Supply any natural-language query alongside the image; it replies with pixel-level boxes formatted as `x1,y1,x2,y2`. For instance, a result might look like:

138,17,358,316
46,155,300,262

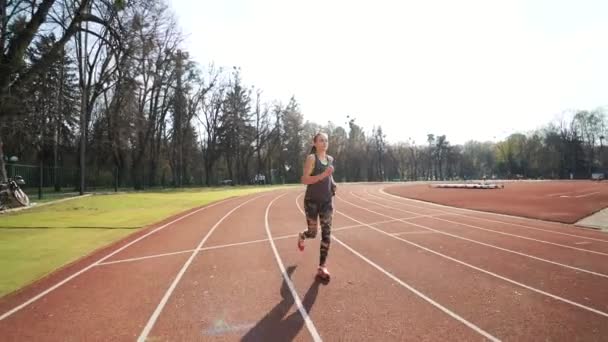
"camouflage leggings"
302,199,333,266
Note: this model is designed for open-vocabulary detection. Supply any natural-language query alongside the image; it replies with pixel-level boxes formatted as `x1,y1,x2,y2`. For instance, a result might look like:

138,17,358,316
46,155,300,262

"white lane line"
332,238,500,341
0,196,235,321
337,196,608,318
266,193,322,342
444,213,608,244
575,192,600,198
97,249,196,266
392,231,437,236
369,191,608,252
337,218,405,229
294,194,500,342
547,191,575,197
557,192,600,198
137,194,265,342
376,189,608,243
435,217,608,256
96,224,372,266
345,193,608,279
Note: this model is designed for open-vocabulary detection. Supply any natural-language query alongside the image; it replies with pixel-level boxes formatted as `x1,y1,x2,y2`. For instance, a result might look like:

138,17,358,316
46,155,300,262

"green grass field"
0,185,295,297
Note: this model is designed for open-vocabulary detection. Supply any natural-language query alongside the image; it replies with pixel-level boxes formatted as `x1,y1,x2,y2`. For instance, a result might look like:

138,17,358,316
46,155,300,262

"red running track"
1,184,608,341
384,180,608,224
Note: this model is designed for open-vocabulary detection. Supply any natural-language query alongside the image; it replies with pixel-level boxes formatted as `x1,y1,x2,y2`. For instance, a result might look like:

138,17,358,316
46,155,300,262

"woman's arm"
301,155,333,185
331,175,337,196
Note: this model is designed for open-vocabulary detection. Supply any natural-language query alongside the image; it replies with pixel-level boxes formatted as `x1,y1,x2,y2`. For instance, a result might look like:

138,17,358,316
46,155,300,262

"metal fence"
7,164,78,190
4,162,281,200
5,163,123,200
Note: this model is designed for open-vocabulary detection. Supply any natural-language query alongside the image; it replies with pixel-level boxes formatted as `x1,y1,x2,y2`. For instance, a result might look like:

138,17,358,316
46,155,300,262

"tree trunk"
601,139,605,169
0,132,7,182
77,18,89,195
38,103,44,199
226,154,233,182
38,152,43,200
54,48,65,192
131,152,145,190
54,101,61,191
79,87,87,194
148,135,158,187
203,144,213,186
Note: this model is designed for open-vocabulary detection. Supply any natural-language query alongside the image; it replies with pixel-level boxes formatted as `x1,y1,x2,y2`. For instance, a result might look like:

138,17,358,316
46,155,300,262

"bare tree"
171,59,215,186
128,1,182,189
253,89,271,181
198,78,225,185
0,0,121,183
0,0,119,115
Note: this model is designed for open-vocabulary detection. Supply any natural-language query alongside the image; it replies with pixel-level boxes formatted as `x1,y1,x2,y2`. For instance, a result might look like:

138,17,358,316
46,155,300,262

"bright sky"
168,0,608,145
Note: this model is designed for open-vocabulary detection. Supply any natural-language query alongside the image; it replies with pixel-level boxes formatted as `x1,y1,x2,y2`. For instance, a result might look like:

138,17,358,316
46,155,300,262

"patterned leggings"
301,199,334,266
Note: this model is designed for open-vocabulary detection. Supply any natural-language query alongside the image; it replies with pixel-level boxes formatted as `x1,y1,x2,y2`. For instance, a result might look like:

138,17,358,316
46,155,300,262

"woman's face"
314,134,329,152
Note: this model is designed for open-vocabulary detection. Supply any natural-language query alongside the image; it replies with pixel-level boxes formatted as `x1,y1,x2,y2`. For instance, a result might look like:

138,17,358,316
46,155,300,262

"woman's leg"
298,200,319,250
318,199,334,266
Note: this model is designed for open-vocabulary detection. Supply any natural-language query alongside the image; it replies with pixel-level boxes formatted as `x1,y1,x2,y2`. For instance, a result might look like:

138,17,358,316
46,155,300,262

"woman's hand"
322,165,334,178
301,157,334,185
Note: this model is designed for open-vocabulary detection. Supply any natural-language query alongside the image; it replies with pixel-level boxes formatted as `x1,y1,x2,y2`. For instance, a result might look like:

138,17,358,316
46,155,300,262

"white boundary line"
0,196,235,321
336,195,608,318
266,193,322,342
96,224,375,266
97,249,195,266
548,191,600,198
0,194,93,215
575,192,600,198
547,191,575,197
96,218,429,266
345,193,608,279
378,187,608,239
137,194,265,341
375,189,608,243
332,237,499,341
392,231,437,236
294,193,500,342
368,192,608,256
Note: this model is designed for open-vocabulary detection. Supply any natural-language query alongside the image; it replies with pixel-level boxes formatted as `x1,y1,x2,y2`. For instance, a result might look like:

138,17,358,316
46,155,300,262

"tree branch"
0,0,6,53
4,0,58,64
7,4,120,98
78,27,113,51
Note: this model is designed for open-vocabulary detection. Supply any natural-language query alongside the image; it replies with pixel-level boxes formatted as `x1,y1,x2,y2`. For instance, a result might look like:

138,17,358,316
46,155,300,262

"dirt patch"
384,180,608,224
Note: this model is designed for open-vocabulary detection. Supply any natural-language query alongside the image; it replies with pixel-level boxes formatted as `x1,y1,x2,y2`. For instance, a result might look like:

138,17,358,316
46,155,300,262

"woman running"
298,132,337,280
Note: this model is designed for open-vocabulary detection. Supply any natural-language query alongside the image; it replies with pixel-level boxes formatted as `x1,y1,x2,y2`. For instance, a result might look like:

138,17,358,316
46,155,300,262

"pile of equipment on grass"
430,182,504,189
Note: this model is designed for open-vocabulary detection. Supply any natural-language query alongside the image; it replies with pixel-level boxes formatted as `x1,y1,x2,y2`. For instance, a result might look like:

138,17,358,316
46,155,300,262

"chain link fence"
5,163,125,201
4,162,282,201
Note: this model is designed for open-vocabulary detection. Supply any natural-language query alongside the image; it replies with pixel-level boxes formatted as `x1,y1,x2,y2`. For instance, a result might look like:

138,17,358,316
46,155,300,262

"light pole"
8,155,18,179
600,135,605,170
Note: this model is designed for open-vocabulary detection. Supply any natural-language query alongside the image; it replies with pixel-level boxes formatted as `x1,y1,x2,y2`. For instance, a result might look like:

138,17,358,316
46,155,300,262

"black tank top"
304,154,333,202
